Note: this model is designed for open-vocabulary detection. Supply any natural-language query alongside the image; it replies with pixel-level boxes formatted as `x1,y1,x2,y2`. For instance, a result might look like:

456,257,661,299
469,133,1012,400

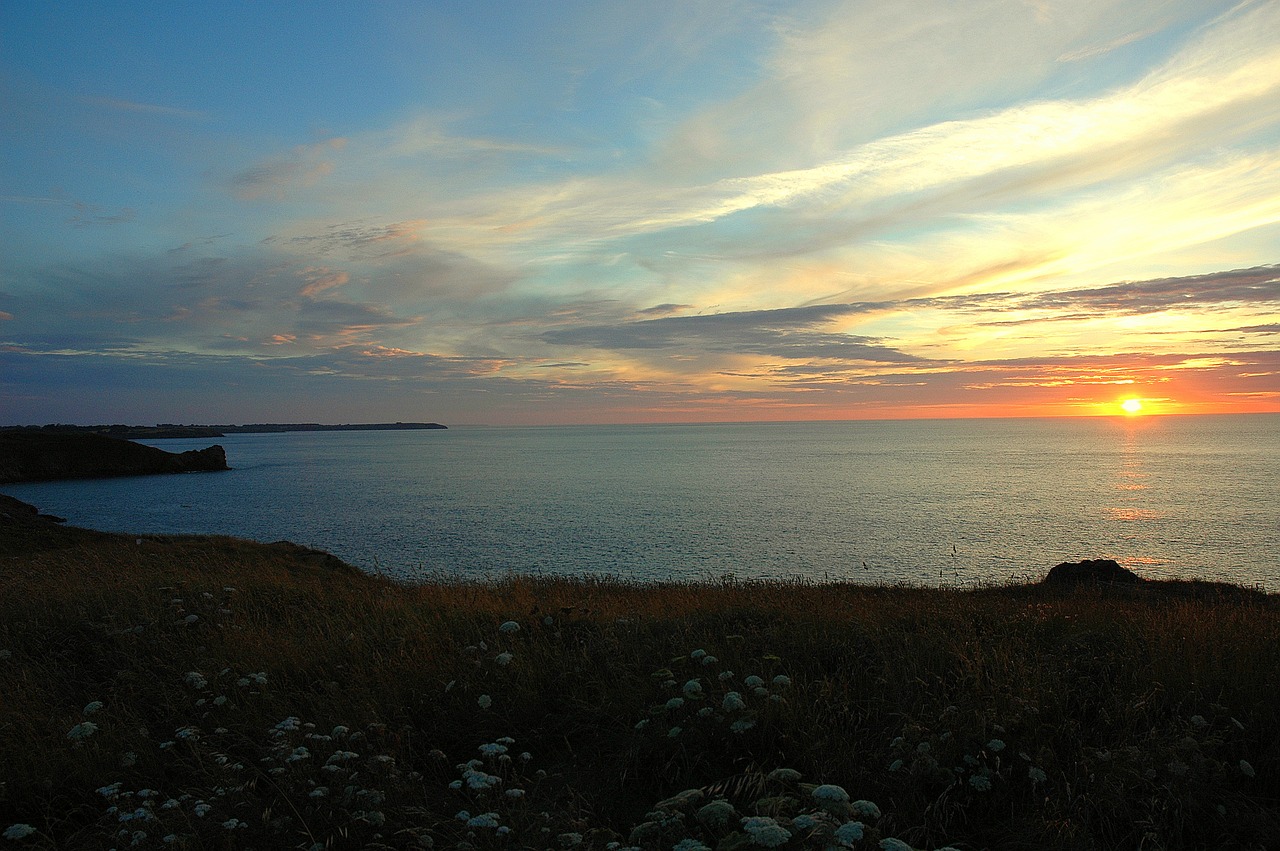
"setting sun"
1121,398,1144,415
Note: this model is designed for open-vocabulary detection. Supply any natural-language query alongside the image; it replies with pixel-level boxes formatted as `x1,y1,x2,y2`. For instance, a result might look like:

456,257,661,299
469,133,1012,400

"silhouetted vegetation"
1,511,1276,849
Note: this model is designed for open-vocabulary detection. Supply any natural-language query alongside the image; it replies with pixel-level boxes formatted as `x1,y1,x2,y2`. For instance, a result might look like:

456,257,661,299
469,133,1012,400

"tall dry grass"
1,531,1277,849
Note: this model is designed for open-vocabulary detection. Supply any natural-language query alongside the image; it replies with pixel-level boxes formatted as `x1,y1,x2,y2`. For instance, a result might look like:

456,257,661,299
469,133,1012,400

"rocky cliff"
0,431,229,484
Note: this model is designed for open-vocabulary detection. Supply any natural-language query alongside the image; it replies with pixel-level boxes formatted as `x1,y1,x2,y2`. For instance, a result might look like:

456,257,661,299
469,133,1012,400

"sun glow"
1120,398,1144,415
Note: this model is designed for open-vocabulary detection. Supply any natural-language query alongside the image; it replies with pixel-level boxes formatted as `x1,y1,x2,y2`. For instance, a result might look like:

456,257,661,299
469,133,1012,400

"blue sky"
2,0,1278,425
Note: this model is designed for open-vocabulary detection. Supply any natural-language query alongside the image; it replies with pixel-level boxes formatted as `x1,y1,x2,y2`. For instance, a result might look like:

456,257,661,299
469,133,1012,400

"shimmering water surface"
5,415,1277,589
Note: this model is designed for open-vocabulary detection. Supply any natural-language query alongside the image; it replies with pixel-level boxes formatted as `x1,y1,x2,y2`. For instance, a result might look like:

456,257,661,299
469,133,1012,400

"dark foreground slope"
0,500,1277,850
0,430,228,484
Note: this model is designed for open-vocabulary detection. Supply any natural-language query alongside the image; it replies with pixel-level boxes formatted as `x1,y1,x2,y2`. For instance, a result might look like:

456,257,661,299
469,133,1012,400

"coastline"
2,492,1278,849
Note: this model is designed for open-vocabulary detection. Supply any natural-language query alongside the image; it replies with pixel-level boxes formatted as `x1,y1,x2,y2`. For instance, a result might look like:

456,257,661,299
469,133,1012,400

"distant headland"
3,422,448,439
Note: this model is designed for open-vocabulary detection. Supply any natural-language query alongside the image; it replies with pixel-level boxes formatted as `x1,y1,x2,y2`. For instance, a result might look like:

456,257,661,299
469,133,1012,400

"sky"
2,1,1279,426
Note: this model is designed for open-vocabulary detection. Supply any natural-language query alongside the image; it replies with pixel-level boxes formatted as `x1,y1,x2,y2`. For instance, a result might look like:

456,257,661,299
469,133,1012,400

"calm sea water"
4,416,1277,589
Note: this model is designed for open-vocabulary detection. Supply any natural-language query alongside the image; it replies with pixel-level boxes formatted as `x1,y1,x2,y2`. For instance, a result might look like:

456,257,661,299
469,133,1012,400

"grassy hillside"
1,509,1276,850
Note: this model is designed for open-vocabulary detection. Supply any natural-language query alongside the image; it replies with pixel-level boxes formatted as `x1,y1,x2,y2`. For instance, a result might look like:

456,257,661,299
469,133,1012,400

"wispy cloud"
82,95,209,121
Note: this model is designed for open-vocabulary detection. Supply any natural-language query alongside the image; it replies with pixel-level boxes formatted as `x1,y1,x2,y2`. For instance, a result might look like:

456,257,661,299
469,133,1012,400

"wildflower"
969,774,992,792
674,841,712,851
702,655,718,666
464,770,502,790
67,721,98,741
741,816,791,847
793,814,819,830
193,803,212,817
97,783,123,798
495,652,514,666
834,821,865,846
544,616,554,626
274,716,300,732
499,621,521,634
851,800,881,820
753,686,769,697
718,670,734,680
888,759,904,772
477,694,492,709
3,824,36,840
455,810,471,822
184,615,199,624
0,650,11,660
880,839,914,851
161,799,179,810
332,725,349,737
467,813,501,828
668,726,682,737
326,750,359,763
744,675,764,688
478,743,508,757
558,832,584,847
722,692,746,712
696,800,737,829
690,649,707,660
729,719,756,733
682,680,703,698
771,675,791,689
986,738,1006,752
221,819,245,830
1191,714,1208,729
83,700,104,716
448,780,463,790
634,719,649,730
520,751,532,761
1028,766,1048,784
1240,760,1256,777
812,784,850,804
665,697,685,711
504,789,525,799
174,726,199,740
286,747,311,762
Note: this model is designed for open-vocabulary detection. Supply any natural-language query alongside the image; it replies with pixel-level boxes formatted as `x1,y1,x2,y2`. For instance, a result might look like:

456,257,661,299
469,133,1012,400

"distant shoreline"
1,422,447,439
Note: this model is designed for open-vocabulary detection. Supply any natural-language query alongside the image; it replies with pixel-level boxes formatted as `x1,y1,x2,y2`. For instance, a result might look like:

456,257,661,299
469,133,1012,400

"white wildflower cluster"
640,650,792,742
440,736,543,844
624,771,902,851
887,713,1036,798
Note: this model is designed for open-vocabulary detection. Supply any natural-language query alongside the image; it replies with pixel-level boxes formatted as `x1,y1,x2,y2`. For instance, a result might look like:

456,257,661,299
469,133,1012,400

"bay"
4,415,1277,589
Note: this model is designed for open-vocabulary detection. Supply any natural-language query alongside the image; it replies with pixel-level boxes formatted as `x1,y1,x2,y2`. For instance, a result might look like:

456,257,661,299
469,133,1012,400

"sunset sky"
3,1,1278,426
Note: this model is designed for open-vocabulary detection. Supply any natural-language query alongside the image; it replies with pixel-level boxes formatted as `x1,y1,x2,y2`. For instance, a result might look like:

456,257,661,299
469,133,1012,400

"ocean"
4,415,1277,589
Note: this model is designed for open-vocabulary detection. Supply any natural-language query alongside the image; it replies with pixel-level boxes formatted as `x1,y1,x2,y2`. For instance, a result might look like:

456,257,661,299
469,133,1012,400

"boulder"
1044,558,1145,586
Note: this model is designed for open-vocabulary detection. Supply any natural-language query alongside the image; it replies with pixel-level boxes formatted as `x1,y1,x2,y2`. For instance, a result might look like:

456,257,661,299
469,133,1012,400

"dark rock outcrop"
1044,558,1145,586
0,431,229,484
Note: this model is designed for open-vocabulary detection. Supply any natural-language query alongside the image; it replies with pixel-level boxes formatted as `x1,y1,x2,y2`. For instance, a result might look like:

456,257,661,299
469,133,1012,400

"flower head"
850,800,881,820
498,621,520,634
834,821,865,846
812,784,850,804
66,722,98,741
741,816,791,848
3,824,37,840
880,839,914,851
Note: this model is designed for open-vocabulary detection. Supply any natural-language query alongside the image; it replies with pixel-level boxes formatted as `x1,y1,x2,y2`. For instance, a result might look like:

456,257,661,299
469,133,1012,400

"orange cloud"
298,267,351,298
